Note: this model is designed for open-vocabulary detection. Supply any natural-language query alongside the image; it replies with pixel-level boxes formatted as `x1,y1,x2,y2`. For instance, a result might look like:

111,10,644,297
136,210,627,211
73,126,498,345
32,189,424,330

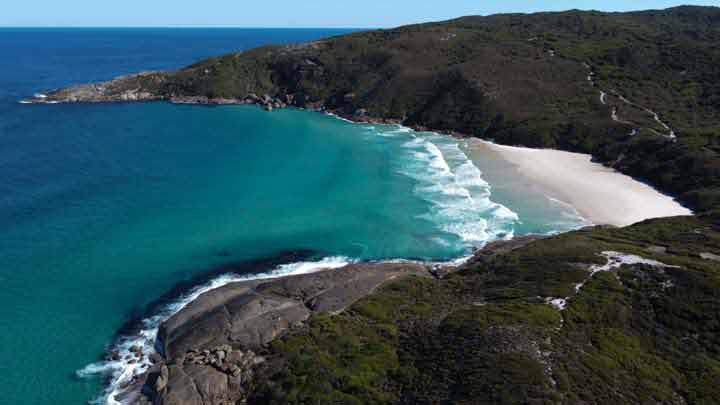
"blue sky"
2,0,718,27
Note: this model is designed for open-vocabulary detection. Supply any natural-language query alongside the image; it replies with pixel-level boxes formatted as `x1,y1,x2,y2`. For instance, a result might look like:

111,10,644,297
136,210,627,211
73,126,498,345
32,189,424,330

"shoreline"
94,237,540,404
464,139,693,227
82,226,528,404
325,108,693,228
80,254,355,405
21,95,695,228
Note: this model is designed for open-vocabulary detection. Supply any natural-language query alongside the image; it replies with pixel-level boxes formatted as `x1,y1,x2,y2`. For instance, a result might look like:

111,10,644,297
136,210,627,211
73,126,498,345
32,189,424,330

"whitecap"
324,112,355,124
376,126,416,137
398,134,519,248
323,113,519,250
80,256,352,405
389,126,413,134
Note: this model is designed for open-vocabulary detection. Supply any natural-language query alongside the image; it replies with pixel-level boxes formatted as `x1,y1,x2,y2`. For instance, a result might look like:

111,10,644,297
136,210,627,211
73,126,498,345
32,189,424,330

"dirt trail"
580,61,676,140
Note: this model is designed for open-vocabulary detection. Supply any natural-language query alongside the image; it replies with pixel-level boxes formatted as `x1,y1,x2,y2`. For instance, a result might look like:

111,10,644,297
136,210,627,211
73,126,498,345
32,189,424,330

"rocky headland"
113,237,540,405
124,263,437,404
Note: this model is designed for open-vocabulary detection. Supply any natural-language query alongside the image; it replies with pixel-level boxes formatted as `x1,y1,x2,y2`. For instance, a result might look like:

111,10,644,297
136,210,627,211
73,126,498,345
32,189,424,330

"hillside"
248,215,720,404
138,215,720,405
38,6,720,214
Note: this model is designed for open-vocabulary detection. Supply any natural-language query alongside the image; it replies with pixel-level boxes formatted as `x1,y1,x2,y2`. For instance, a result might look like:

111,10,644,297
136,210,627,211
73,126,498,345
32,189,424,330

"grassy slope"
249,215,720,404
141,6,720,213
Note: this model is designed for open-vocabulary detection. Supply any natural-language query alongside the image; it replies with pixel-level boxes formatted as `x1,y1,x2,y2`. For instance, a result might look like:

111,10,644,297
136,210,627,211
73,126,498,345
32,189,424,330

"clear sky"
2,0,718,27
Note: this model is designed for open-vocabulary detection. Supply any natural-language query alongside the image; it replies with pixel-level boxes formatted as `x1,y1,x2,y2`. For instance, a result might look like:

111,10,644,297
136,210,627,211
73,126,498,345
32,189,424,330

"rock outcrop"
30,72,166,103
136,262,430,404
26,74,295,113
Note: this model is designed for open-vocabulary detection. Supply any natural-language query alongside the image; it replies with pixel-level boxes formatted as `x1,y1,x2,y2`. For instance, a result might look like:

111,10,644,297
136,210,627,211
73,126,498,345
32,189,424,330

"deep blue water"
0,28,584,404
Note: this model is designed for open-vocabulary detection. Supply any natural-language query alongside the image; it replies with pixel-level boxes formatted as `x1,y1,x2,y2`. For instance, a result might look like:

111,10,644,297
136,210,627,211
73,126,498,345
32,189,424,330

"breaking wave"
82,118,519,404
392,129,519,247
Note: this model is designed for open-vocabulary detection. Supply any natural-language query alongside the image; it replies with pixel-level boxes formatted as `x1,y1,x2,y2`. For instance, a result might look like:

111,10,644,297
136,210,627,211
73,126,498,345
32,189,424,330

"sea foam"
394,131,519,246
78,256,352,405
335,118,519,248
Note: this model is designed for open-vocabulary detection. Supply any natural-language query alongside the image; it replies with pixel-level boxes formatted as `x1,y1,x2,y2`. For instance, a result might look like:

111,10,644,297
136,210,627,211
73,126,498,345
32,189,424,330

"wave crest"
394,131,519,246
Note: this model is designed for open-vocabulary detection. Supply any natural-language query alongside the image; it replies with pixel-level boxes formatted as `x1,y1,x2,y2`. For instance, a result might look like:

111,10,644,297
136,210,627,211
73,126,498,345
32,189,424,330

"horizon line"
1,5,717,30
0,26,374,29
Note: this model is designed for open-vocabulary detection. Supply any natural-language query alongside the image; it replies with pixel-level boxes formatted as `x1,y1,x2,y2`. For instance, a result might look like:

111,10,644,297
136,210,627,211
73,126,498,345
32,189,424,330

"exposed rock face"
139,262,430,404
30,72,167,103
26,74,297,114
28,75,297,114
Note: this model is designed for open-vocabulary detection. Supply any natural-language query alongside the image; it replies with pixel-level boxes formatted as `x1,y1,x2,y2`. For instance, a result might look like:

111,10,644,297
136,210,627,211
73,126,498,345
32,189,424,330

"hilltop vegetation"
249,215,720,404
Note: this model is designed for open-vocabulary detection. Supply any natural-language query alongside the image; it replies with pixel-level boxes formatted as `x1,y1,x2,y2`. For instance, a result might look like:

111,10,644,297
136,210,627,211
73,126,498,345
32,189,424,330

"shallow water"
0,28,586,404
460,139,590,234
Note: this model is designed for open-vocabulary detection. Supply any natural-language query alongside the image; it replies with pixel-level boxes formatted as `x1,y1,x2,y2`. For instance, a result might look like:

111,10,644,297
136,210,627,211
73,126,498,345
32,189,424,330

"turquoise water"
0,29,586,404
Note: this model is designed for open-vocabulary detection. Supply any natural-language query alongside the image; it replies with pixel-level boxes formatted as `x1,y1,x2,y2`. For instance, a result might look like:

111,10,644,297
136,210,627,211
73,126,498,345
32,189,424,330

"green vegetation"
247,216,720,404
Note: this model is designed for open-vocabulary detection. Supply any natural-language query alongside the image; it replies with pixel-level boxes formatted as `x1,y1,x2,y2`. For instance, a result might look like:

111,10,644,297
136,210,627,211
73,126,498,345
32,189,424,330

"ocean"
0,28,586,404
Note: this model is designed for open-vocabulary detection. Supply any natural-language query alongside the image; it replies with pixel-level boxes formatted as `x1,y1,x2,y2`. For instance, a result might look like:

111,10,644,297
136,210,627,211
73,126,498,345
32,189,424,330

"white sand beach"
464,139,692,227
